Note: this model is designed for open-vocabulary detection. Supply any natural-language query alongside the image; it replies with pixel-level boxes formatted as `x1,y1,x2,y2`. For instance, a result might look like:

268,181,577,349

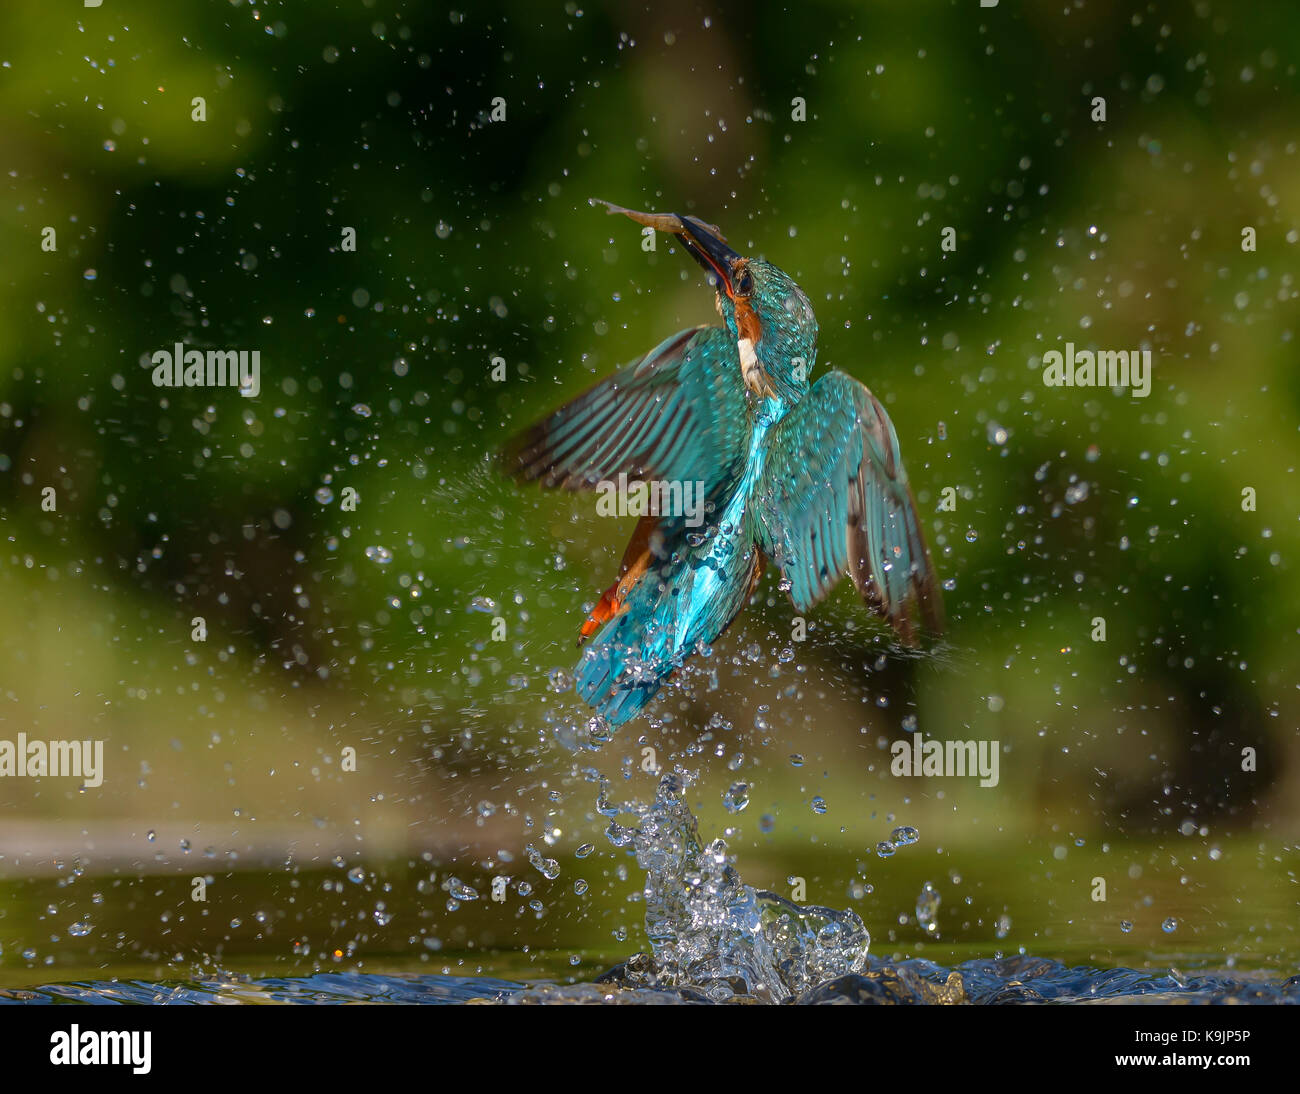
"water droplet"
875,840,897,858
916,882,940,934
1161,917,1178,934
67,921,92,937
810,796,828,815
525,843,561,880
1120,920,1133,933
891,825,919,846
364,545,393,565
445,877,479,901
346,867,365,884
314,486,334,505
722,782,750,813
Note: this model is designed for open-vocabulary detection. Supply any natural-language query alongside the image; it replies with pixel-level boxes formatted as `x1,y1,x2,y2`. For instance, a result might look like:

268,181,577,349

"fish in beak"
590,199,774,397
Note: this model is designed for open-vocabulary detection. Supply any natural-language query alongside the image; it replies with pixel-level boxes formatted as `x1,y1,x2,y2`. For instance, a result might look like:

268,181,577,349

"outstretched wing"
752,370,943,644
502,326,749,494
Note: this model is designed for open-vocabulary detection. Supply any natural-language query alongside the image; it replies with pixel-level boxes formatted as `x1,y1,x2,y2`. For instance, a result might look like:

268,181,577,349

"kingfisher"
503,201,943,726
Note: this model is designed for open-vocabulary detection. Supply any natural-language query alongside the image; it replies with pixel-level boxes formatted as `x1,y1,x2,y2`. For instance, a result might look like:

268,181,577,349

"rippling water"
4,957,1297,1005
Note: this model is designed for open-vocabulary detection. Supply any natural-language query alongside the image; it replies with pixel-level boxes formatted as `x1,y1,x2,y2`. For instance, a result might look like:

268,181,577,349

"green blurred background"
0,0,1297,988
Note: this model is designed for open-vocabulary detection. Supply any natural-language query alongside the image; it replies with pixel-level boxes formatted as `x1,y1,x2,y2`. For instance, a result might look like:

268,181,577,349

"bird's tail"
573,590,676,726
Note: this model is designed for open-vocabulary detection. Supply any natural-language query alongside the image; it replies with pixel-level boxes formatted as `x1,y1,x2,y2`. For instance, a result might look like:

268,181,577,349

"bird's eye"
734,269,754,297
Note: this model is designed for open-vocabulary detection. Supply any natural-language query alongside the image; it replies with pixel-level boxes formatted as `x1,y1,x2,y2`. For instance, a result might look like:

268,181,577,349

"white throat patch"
737,336,773,396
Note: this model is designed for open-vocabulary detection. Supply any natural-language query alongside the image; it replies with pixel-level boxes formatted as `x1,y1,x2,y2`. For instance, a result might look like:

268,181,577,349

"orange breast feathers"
733,298,763,344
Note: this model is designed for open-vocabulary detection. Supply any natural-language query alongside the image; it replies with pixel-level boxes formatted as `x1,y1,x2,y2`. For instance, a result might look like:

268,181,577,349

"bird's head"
592,200,818,403
675,217,818,403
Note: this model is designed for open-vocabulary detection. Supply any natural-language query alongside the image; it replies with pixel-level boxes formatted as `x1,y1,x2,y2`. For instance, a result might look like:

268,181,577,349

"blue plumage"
504,204,942,725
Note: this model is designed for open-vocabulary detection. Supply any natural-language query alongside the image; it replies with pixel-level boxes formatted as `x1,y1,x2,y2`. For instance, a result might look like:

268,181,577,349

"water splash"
603,772,869,1003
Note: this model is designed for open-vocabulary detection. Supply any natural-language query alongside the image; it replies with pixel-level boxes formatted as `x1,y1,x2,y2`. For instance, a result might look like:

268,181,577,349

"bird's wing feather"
752,370,943,643
501,326,750,493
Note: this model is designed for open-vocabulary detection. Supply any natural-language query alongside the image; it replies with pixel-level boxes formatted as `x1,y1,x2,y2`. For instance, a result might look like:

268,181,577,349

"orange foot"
579,581,622,644
577,515,660,645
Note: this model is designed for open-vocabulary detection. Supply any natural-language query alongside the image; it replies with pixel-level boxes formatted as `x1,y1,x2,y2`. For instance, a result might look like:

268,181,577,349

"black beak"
675,215,744,296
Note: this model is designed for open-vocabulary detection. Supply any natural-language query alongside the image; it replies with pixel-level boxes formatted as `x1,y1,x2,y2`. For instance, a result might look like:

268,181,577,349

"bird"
502,200,943,726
